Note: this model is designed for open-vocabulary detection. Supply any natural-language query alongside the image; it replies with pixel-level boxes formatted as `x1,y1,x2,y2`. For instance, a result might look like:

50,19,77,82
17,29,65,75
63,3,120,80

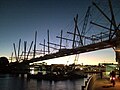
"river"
0,74,87,90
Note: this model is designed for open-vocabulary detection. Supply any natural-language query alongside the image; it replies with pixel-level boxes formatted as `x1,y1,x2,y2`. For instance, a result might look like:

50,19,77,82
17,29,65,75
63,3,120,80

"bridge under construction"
9,0,120,76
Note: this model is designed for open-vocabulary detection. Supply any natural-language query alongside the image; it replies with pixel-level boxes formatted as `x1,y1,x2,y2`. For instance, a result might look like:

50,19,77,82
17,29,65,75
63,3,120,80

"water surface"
0,74,86,90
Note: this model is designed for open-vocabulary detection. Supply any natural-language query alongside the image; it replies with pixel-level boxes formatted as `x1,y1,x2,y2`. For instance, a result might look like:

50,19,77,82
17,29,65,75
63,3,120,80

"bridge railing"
81,74,99,90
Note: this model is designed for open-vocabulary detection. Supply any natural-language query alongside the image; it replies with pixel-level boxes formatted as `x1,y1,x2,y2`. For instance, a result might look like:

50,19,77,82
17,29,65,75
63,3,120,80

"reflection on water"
0,74,85,90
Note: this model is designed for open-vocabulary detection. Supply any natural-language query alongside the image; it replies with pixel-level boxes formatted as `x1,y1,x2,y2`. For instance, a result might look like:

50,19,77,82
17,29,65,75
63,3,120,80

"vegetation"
0,57,9,73
0,57,9,67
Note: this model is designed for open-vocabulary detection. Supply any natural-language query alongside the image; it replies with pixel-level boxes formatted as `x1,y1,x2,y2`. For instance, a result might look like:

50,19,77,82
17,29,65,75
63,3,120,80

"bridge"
9,0,120,75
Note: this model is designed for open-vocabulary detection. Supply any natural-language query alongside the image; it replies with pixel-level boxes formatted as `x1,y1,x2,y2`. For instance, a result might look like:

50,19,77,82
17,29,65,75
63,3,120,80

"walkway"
92,76,120,90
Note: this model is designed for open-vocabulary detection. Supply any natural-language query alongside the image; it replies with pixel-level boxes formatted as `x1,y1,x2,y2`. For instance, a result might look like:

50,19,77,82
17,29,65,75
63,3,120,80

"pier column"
115,31,120,77
116,48,120,77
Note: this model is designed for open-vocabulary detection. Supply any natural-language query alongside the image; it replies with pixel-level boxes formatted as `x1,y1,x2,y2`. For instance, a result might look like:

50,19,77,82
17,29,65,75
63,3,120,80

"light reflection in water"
0,74,85,90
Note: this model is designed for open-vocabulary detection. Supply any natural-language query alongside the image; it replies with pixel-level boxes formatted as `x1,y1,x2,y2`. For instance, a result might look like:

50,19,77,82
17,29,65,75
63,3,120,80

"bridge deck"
20,38,116,64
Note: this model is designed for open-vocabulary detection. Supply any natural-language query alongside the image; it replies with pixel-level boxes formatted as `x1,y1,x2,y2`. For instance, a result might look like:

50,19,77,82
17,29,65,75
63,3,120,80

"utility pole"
27,41,33,60
72,15,77,48
72,14,83,49
81,6,91,45
33,31,37,58
47,30,50,54
24,41,27,60
60,30,63,50
44,39,45,55
13,43,18,62
18,39,21,61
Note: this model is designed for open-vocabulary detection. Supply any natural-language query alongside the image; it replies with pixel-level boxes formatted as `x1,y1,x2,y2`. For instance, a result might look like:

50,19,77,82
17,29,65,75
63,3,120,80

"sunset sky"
0,0,119,65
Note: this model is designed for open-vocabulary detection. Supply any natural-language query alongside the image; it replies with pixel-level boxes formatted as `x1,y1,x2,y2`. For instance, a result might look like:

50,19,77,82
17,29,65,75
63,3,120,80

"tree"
0,57,9,67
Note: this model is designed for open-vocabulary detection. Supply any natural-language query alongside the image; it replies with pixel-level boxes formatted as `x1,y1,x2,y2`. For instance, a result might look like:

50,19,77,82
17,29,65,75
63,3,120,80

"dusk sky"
0,0,119,65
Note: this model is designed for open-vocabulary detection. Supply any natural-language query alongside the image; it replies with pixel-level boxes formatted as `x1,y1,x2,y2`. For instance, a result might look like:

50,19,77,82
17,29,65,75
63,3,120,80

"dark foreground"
0,74,86,90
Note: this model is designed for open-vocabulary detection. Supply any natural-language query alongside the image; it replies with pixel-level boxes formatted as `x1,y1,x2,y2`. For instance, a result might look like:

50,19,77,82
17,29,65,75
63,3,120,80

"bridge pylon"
115,31,120,76
92,0,120,76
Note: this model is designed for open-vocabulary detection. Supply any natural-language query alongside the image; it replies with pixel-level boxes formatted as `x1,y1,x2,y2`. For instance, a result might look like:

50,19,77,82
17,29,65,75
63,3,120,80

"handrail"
81,74,98,90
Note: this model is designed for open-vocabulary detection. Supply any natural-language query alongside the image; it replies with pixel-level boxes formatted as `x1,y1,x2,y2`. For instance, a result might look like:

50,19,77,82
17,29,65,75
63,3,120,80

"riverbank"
92,75,120,90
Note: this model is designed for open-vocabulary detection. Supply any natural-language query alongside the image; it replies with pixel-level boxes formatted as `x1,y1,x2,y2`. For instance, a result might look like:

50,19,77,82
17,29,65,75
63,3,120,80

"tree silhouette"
0,57,9,67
